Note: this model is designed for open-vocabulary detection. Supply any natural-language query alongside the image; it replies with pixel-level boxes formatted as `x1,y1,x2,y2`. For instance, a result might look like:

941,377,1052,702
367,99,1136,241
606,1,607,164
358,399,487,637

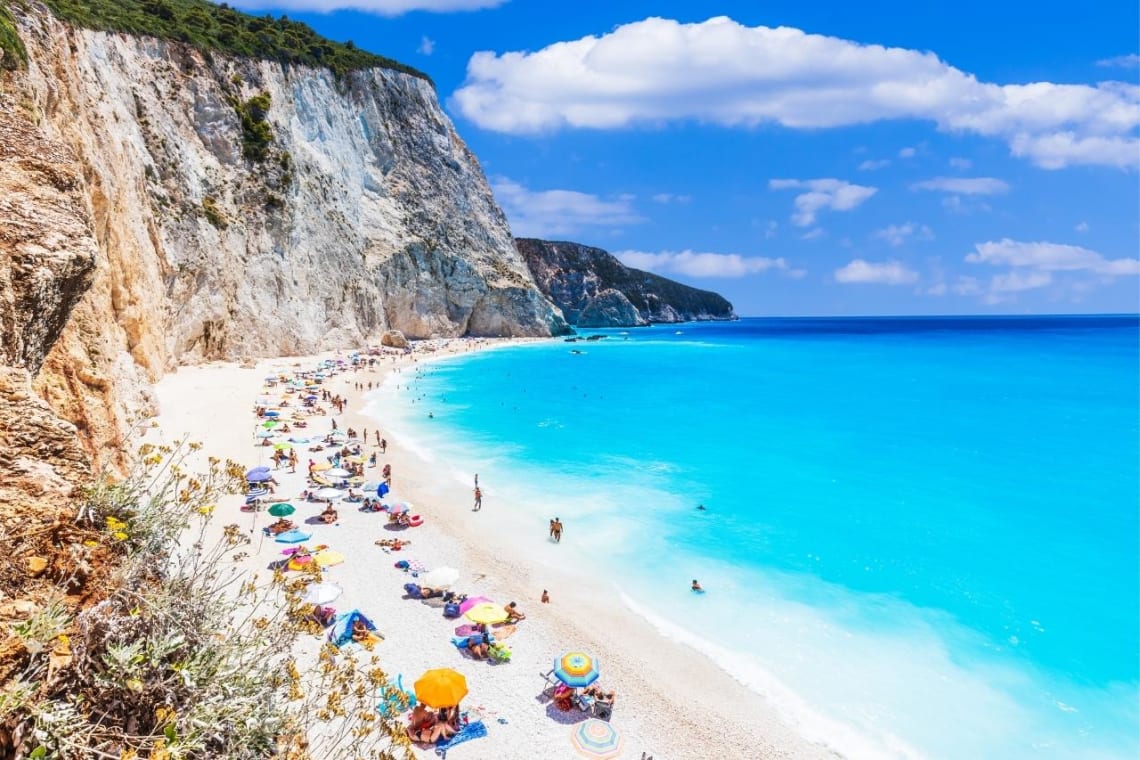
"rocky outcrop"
1,5,569,466
516,238,736,327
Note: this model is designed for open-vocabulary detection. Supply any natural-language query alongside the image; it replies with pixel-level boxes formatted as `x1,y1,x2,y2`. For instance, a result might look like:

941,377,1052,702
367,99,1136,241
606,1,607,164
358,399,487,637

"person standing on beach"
551,518,563,543
288,449,297,473
375,431,381,446
473,486,482,511
380,438,387,453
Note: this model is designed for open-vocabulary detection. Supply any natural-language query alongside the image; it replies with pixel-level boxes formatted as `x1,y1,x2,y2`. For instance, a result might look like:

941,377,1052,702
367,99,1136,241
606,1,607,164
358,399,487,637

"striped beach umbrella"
553,651,599,688
570,719,622,759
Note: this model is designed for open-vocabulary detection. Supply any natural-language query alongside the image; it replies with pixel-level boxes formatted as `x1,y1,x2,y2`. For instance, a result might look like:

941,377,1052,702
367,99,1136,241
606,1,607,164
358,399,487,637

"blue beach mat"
434,720,487,758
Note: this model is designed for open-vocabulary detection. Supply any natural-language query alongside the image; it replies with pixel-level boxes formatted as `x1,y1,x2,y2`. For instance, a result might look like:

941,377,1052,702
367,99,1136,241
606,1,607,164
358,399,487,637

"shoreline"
149,337,837,760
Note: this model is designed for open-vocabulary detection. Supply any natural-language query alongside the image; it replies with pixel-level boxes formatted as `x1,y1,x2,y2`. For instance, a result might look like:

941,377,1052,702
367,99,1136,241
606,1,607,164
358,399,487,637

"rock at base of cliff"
577,289,648,328
380,329,409,349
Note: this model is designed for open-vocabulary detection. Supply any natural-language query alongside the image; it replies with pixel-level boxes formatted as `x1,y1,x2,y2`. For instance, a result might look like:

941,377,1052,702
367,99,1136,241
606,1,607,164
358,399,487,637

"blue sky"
233,0,1139,316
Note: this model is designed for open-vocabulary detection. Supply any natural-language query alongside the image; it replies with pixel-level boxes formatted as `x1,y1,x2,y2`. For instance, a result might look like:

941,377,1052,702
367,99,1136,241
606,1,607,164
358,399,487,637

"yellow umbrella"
311,462,332,472
313,549,345,568
464,602,508,625
413,668,467,707
345,455,365,464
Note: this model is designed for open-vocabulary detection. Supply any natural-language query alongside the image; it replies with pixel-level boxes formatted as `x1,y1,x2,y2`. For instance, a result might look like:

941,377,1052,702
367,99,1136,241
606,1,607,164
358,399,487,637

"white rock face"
16,9,566,380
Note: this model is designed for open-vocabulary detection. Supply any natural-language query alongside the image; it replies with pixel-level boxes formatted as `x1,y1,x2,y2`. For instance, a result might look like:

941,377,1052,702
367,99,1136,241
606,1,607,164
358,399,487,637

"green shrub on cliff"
0,4,28,71
39,0,431,82
233,91,273,162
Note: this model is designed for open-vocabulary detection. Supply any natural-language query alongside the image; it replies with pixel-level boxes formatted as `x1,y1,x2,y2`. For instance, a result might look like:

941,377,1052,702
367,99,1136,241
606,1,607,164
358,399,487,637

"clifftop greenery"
36,0,431,82
0,4,27,70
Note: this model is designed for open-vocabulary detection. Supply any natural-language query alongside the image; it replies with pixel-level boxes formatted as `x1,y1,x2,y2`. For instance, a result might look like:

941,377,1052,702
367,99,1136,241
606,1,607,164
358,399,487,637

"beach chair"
539,669,560,698
592,698,614,721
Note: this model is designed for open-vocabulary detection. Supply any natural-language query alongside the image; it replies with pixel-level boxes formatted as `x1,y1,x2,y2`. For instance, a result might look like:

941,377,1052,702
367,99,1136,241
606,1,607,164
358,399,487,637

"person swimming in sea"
691,579,704,592
696,504,707,512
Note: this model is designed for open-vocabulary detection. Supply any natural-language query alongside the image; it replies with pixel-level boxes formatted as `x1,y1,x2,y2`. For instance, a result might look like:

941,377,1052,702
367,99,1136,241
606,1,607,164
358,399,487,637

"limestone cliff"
516,238,736,327
1,4,568,466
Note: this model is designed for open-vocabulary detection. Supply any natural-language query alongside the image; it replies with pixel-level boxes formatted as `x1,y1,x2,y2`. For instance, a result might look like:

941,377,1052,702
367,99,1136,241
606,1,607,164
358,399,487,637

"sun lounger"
539,669,560,698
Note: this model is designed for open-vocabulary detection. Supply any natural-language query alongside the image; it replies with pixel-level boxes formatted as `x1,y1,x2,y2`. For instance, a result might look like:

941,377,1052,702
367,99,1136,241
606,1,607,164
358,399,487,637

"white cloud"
800,227,825,240
949,157,972,169
233,0,504,13
769,178,877,226
418,36,436,55
912,177,1010,195
953,276,982,295
617,249,793,278
452,16,1140,168
990,270,1053,292
965,238,1140,275
875,222,934,247
764,220,779,238
1075,221,1089,232
834,259,919,285
926,282,948,295
1097,54,1140,68
651,193,693,204
898,146,917,158
859,159,890,170
491,177,642,237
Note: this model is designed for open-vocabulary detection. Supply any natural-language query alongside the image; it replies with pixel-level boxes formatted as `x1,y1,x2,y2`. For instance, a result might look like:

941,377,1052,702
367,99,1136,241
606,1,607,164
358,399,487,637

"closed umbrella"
464,603,508,625
570,720,622,759
418,567,459,589
553,652,599,688
413,668,467,708
268,503,295,517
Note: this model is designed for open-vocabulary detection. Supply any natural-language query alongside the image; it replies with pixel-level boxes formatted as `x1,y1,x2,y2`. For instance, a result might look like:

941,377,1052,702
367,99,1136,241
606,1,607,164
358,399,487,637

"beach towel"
434,720,487,758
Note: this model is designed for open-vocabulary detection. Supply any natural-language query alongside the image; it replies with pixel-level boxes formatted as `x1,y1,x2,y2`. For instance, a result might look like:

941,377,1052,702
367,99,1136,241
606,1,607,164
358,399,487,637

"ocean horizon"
366,314,1140,760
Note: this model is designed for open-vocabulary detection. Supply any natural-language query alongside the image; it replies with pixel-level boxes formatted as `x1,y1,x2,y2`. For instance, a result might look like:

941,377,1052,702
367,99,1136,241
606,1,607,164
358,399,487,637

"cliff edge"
516,238,736,327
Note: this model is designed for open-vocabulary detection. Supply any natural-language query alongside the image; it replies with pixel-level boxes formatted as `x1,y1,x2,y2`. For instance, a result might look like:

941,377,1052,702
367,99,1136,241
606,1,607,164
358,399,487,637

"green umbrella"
262,420,279,429
268,503,295,517
273,442,291,450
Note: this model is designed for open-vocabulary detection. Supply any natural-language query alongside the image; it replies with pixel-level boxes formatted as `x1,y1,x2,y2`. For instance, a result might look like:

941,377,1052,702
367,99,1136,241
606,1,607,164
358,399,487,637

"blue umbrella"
247,473,272,483
275,529,312,544
246,466,271,479
264,411,280,418
553,652,600,688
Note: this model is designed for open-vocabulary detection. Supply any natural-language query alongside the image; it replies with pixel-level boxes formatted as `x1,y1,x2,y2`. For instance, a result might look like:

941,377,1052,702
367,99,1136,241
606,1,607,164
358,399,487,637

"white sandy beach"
146,338,838,760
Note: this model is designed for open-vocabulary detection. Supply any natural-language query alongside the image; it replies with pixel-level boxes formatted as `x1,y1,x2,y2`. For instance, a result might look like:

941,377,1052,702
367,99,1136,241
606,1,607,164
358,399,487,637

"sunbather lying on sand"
375,538,408,550
583,684,616,704
267,518,296,535
319,505,338,524
466,631,492,659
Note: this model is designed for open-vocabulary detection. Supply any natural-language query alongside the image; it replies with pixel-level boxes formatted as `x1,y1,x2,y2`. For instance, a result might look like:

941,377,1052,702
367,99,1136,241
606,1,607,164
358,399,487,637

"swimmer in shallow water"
691,579,704,592
696,504,707,511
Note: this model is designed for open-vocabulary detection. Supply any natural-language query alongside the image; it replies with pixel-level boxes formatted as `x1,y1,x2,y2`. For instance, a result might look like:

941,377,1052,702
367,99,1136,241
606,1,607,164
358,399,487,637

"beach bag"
443,602,461,618
404,583,421,597
395,560,410,570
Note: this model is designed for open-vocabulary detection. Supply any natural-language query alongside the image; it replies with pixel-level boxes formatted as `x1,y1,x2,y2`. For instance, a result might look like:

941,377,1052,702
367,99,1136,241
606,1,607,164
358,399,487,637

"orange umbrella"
413,668,467,707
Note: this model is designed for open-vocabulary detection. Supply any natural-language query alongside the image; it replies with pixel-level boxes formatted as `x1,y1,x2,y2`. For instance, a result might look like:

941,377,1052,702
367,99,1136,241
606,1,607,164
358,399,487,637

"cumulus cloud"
769,178,877,226
651,193,692,204
875,222,934,247
491,177,642,237
616,249,793,278
1075,221,1089,232
859,159,890,171
1097,54,1140,68
949,157,972,169
965,238,1140,275
418,36,435,55
989,270,1053,292
834,259,919,285
911,177,1010,195
898,146,917,158
452,16,1140,168
233,0,504,13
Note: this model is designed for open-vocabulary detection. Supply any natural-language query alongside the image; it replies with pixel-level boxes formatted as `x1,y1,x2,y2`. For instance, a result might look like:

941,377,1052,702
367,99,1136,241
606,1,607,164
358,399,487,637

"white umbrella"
255,430,276,439
302,581,343,605
419,567,459,589
315,487,344,499
325,468,351,478
385,501,411,514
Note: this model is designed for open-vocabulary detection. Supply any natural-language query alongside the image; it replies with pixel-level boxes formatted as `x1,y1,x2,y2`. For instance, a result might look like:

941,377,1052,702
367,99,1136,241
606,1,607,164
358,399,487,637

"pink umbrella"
458,596,492,615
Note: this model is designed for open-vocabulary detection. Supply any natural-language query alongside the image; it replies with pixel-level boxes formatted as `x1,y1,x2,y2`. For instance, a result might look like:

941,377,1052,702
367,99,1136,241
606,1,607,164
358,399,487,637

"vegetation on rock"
38,0,430,82
232,91,273,162
0,4,27,71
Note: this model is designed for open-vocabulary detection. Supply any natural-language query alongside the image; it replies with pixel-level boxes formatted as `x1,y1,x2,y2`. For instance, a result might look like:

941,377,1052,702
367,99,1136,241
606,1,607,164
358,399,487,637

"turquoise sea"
369,316,1139,759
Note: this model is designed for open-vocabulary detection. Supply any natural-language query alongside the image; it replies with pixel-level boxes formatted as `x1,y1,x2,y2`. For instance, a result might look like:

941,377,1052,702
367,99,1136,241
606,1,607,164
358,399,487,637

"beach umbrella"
273,442,292,450
255,430,275,439
262,420,279,429
302,582,342,606
268,503,295,517
247,472,274,483
264,410,280,418
457,596,491,615
418,567,459,589
288,437,310,444
362,481,381,493
325,468,351,478
345,455,365,464
315,487,343,499
245,466,271,479
313,549,345,568
311,462,332,472
464,603,508,625
348,476,365,486
570,720,622,759
275,529,312,544
413,668,467,708
386,501,411,514
554,652,599,688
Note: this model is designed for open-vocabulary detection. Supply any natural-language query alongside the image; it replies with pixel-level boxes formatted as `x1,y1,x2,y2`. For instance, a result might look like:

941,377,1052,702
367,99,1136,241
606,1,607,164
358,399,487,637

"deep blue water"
370,316,1140,760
